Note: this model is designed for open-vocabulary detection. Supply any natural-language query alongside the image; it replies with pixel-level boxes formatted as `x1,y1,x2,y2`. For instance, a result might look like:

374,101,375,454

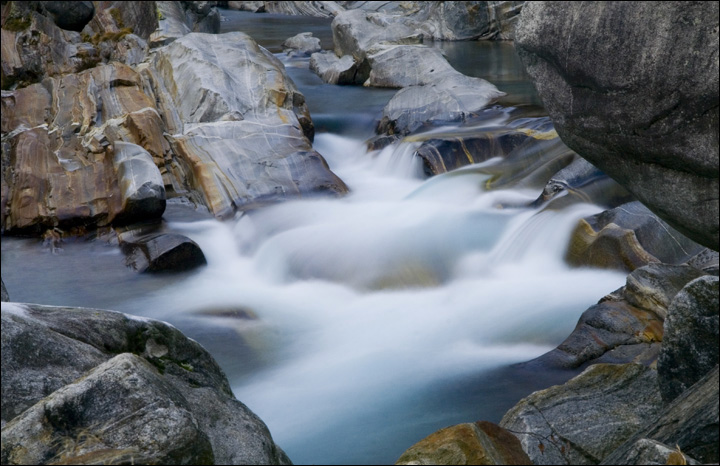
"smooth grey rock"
119,231,207,273
658,275,719,403
601,365,719,465
282,32,322,57
515,2,720,250
145,32,347,217
41,1,95,32
378,74,505,135
500,363,663,465
567,202,706,272
1,353,215,465
0,302,291,464
604,438,699,465
309,51,364,85
150,1,220,48
530,263,705,369
365,44,456,88
112,141,166,225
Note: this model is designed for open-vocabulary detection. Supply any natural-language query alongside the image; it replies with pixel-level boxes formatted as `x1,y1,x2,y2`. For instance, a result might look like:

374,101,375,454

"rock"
566,202,705,272
145,32,347,217
500,363,663,465
1,62,167,234
686,248,720,275
41,1,95,32
395,421,532,465
309,51,365,84
514,2,720,250
529,263,706,369
227,1,266,13
365,44,456,88
1,353,215,465
112,142,166,225
0,302,291,464
282,32,321,57
532,157,633,210
378,74,505,136
601,365,719,465
657,275,719,403
84,1,158,41
263,1,344,17
119,230,207,273
603,438,699,466
1,277,7,302
150,1,220,48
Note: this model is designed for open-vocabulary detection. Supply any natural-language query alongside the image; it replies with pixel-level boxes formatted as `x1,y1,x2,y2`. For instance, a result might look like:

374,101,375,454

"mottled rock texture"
500,363,663,465
515,2,720,250
144,32,347,217
567,202,705,272
657,275,719,403
396,421,532,465
604,438,699,465
601,365,719,465
0,302,291,465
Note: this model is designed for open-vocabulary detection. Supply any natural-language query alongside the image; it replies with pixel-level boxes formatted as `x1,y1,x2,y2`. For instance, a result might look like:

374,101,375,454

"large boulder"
149,1,220,48
309,51,365,85
0,302,291,464
515,2,720,250
500,363,663,465
395,421,532,465
144,32,347,217
112,141,166,225
657,275,719,403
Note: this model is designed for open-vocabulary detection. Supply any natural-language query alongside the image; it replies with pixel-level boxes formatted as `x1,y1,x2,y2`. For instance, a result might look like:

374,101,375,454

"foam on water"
150,132,626,463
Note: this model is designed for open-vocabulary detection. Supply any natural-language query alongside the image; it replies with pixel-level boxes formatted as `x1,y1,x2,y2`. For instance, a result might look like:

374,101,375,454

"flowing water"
1,10,627,465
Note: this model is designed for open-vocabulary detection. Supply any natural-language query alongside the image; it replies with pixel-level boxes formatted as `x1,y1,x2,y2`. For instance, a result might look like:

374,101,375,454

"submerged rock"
566,202,705,272
515,2,719,250
0,302,291,464
395,421,532,465
500,363,663,465
657,275,719,403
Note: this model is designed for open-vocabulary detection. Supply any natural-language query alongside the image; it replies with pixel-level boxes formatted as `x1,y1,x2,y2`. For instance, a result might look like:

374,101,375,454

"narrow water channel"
0,10,627,465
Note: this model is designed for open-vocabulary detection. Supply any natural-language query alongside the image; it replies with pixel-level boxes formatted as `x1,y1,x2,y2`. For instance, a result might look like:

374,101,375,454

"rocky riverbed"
2,1,718,465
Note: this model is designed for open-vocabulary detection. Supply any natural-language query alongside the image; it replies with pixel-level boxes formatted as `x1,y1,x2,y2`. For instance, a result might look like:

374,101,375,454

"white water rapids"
130,132,627,463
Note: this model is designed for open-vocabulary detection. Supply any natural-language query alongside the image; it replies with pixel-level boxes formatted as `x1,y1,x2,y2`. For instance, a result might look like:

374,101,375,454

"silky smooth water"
1,10,628,465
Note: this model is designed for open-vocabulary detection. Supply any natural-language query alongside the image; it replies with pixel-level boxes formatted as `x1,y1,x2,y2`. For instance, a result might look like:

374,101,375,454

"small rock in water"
120,230,207,273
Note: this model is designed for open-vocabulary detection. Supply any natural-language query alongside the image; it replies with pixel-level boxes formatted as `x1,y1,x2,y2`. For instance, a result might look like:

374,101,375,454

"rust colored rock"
396,421,531,465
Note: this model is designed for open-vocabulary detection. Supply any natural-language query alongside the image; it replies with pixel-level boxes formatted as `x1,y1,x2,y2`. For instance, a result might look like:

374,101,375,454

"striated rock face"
0,302,292,465
515,2,720,250
567,202,705,272
604,438,699,466
144,32,347,217
530,263,707,369
500,363,663,465
1,1,155,90
112,141,166,225
1,62,166,234
395,421,532,465
601,365,719,465
657,275,719,403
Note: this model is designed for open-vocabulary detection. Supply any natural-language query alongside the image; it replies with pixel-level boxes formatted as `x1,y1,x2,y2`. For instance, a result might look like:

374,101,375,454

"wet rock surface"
0,302,291,465
395,421,532,465
500,363,663,465
515,2,720,250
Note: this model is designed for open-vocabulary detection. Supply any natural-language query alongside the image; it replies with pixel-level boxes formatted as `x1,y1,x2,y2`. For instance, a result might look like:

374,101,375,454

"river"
0,10,627,465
